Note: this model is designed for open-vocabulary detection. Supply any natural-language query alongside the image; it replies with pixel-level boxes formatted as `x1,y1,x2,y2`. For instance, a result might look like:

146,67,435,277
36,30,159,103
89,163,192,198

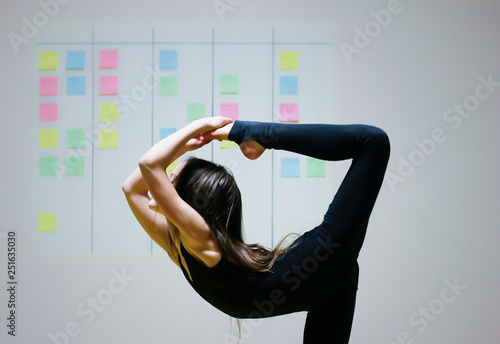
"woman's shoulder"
180,237,222,269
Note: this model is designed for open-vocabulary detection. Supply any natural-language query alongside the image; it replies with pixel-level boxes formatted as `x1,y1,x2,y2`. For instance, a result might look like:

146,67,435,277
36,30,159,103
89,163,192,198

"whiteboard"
34,27,337,257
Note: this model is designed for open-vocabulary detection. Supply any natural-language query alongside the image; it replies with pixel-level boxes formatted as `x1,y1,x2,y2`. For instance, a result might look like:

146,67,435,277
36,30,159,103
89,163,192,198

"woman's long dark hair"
172,157,295,272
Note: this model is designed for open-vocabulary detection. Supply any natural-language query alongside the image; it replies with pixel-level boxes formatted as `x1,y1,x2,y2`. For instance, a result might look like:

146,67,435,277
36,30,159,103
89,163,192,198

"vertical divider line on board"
91,28,95,256
150,27,155,256
271,26,275,248
210,26,215,162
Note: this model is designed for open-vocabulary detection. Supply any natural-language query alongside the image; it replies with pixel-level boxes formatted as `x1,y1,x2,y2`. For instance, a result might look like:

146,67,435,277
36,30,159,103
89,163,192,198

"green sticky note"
166,160,178,175
99,103,118,122
67,129,86,149
39,129,58,148
280,51,299,70
220,75,238,94
38,212,57,232
39,156,58,176
220,141,238,149
159,76,178,96
66,156,84,176
307,158,326,177
187,103,205,121
39,51,58,71
99,130,118,149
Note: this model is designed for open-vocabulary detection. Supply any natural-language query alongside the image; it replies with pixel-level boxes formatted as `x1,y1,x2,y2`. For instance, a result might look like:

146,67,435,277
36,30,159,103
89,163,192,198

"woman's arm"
138,117,233,249
122,167,174,256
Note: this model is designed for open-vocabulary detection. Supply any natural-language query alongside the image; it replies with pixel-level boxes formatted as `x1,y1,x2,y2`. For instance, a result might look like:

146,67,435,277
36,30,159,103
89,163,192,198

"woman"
122,116,390,343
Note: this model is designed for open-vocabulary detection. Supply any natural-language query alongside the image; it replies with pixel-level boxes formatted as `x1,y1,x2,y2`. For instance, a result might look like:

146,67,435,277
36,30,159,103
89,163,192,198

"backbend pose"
122,116,390,343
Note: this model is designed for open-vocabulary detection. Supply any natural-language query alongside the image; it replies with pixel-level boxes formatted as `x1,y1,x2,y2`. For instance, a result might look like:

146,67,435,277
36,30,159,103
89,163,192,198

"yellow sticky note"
99,103,118,122
280,51,299,70
99,130,118,149
38,212,57,232
166,159,178,175
39,129,58,148
220,141,238,149
39,51,58,71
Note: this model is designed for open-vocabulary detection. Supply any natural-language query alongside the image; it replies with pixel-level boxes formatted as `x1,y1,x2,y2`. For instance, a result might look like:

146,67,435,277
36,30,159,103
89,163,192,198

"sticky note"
167,160,178,175
307,158,326,177
67,129,86,149
67,76,86,95
280,51,299,70
66,51,85,70
39,129,58,148
99,103,118,122
66,156,84,176
159,76,178,96
39,157,58,176
100,50,118,69
39,103,58,122
39,51,58,71
187,103,205,121
220,103,239,121
159,128,176,140
220,141,238,149
281,158,300,177
99,76,118,95
38,212,56,232
99,129,118,149
279,103,299,122
280,76,298,95
39,77,58,96
220,75,239,94
159,50,178,69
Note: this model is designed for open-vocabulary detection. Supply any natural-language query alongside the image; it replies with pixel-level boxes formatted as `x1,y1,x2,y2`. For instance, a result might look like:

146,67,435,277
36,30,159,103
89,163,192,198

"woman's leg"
229,121,390,257
303,286,357,344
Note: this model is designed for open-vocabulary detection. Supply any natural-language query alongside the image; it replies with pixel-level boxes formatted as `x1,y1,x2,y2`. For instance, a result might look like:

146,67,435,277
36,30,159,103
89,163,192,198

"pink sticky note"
279,103,299,122
39,103,58,122
100,50,118,69
99,76,118,95
220,103,239,121
39,77,58,96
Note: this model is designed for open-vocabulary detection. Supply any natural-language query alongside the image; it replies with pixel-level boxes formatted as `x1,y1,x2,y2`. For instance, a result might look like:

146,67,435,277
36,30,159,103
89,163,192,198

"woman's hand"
183,117,234,152
206,122,234,141
185,132,213,152
196,116,233,133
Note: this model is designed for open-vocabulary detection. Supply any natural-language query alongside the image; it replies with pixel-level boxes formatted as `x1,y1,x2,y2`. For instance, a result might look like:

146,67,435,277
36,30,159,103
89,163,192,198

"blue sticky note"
280,76,299,95
159,50,178,69
66,51,85,70
159,128,177,141
281,158,300,177
67,76,85,95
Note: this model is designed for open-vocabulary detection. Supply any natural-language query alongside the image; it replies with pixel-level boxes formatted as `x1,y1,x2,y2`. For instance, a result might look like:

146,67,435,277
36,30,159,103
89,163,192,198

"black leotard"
179,120,390,343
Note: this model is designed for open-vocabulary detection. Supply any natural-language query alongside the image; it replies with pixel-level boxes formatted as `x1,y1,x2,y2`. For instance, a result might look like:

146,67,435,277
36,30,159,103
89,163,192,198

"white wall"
1,1,499,343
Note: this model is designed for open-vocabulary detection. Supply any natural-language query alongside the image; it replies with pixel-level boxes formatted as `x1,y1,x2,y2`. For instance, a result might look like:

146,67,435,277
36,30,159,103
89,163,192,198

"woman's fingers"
198,116,234,132
208,122,233,141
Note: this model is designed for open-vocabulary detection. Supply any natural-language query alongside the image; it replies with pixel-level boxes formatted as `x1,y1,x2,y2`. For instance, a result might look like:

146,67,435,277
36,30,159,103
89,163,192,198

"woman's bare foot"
239,139,265,160
209,123,265,160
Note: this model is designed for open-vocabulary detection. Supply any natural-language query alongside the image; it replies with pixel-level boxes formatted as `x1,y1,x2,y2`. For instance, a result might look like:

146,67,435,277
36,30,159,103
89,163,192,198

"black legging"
228,121,390,343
